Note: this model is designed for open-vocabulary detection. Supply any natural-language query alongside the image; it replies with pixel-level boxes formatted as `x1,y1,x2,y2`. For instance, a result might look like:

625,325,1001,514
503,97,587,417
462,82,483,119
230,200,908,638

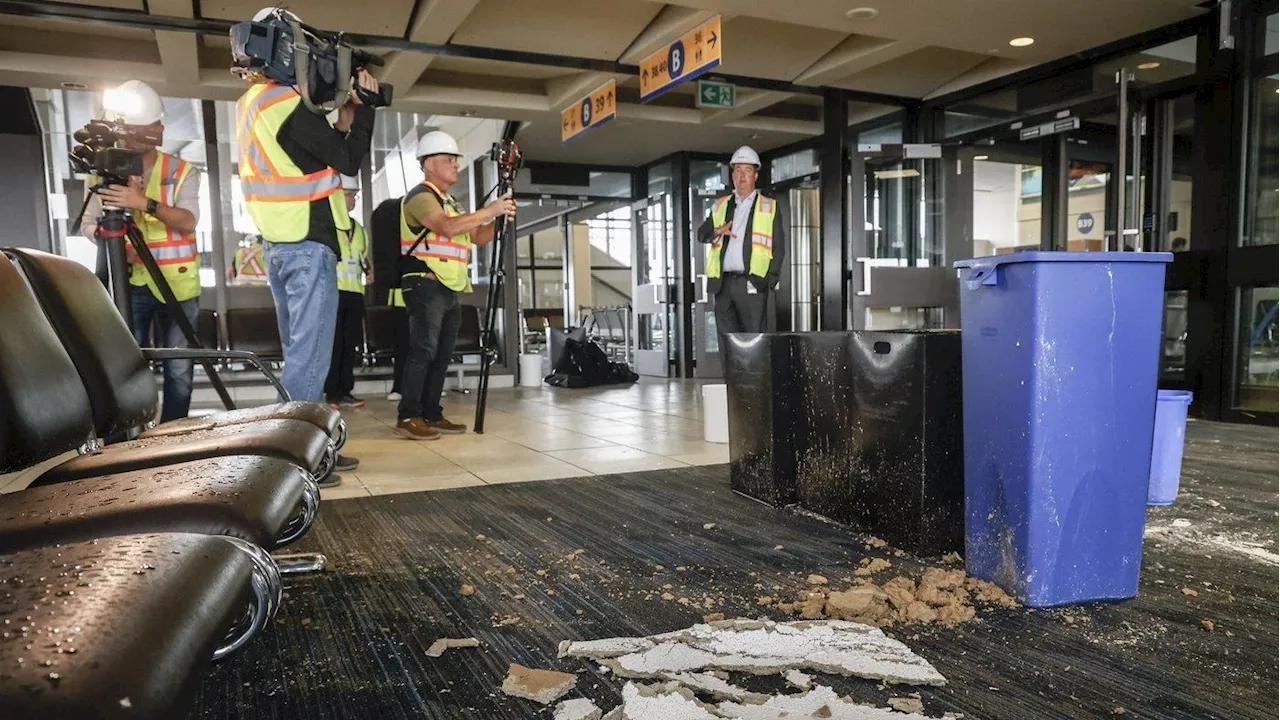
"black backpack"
369,197,402,302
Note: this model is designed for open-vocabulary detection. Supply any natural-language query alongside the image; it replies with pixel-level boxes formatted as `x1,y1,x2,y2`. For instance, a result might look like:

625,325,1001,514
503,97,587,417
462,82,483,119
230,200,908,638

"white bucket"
519,353,544,388
702,383,729,444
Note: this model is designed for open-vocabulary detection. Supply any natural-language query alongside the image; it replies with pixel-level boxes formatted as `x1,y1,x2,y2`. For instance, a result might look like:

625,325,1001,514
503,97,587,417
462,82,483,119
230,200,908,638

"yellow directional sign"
639,15,722,103
561,79,617,143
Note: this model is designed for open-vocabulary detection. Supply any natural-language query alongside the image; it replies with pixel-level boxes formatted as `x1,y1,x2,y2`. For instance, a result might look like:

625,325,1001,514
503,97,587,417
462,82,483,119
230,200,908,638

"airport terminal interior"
0,0,1276,718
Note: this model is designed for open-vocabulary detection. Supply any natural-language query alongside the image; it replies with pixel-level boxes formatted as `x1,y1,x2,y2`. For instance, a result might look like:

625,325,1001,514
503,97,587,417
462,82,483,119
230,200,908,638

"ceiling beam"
795,36,924,86
700,89,790,126
148,0,199,88
379,0,482,90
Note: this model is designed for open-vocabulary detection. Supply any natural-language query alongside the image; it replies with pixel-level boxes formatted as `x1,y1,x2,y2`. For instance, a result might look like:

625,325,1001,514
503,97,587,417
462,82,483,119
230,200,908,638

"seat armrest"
143,348,290,401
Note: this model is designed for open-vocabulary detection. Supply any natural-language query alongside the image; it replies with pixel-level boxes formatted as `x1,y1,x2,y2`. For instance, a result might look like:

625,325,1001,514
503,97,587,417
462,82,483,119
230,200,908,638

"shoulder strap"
400,195,431,258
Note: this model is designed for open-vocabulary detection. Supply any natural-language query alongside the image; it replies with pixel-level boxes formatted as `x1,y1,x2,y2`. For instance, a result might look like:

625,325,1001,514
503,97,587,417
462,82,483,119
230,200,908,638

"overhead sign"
640,15,722,102
1018,116,1080,141
560,79,616,143
696,80,734,109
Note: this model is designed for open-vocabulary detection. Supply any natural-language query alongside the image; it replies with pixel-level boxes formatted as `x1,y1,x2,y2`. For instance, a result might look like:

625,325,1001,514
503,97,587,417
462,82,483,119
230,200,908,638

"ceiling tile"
200,0,418,37
717,16,849,81
450,0,665,60
834,46,991,97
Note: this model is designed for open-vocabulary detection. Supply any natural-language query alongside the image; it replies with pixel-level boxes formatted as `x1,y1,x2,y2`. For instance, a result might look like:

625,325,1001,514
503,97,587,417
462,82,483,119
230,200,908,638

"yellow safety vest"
337,221,368,294
706,193,777,280
235,82,348,243
130,152,200,301
232,244,268,285
387,288,405,307
399,181,472,293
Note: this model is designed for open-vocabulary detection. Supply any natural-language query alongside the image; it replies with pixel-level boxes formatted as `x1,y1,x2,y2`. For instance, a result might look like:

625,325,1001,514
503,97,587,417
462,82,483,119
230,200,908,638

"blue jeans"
266,240,338,403
397,276,461,422
131,285,200,422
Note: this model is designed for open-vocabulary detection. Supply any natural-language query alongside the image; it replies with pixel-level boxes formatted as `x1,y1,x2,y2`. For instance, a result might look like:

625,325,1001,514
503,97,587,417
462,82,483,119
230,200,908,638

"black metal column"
202,100,229,348
560,213,574,326
1189,1,1258,421
1041,134,1068,250
820,89,849,330
673,154,694,378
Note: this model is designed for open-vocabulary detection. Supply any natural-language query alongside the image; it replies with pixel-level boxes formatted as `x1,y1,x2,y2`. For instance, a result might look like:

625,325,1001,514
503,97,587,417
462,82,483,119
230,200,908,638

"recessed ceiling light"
459,109,477,118
60,81,87,90
846,7,878,20
974,154,989,161
1009,37,1035,47
1138,61,1161,70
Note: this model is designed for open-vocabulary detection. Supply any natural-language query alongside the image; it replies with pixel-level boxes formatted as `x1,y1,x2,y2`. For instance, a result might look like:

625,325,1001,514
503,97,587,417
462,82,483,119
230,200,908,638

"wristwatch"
145,198,159,215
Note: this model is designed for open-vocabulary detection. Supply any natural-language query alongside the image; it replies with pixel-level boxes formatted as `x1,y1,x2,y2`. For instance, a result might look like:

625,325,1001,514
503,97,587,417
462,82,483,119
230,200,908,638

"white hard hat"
341,175,359,191
730,145,760,167
104,80,164,126
416,130,461,160
253,7,301,23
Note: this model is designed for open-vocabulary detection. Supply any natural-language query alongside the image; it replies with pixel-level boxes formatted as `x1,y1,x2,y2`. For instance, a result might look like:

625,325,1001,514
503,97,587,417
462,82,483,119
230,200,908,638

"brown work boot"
427,418,467,434
396,417,441,441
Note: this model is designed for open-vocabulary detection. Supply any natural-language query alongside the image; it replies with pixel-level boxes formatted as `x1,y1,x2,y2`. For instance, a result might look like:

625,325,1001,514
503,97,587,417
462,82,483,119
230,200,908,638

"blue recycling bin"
954,251,1172,607
1148,390,1194,506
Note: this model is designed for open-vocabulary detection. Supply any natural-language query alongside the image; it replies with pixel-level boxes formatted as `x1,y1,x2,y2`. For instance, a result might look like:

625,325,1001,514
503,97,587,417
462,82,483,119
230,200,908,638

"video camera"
68,120,158,190
230,9,393,114
489,139,523,187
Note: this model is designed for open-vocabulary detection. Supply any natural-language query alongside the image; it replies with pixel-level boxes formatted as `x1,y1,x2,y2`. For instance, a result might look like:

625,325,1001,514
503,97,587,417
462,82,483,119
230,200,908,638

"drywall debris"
757,596,775,606
618,681,722,719
784,669,813,689
460,584,476,597
555,697,603,720
570,619,945,686
704,613,726,623
663,671,767,703
501,664,578,705
559,637,656,659
808,574,830,586
866,537,888,549
704,523,718,530
856,558,893,576
888,695,925,714
717,684,932,719
1201,619,1215,632
1181,588,1199,597
940,553,962,566
425,637,480,658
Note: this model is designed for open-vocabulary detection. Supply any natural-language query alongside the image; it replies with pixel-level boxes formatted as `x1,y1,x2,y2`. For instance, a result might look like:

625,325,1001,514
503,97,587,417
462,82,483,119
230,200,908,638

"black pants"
714,274,769,374
324,290,365,402
397,276,461,422
390,306,409,393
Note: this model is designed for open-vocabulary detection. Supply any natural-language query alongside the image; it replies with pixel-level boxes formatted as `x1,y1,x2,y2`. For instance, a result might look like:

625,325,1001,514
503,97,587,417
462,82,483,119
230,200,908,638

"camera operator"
235,7,378,473
80,79,203,423
394,131,515,441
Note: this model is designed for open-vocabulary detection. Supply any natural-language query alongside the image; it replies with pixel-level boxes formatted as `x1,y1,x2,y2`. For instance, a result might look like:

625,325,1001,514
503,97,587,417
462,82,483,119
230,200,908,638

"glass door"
689,159,727,378
849,149,959,330
632,193,673,377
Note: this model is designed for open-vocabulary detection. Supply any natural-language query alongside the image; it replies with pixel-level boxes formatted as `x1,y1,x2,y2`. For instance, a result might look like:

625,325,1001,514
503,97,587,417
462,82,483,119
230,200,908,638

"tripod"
93,202,237,411
473,130,522,434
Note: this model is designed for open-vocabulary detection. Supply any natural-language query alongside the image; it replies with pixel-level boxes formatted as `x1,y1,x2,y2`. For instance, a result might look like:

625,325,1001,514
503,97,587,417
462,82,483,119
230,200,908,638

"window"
1242,73,1279,247
1235,285,1279,412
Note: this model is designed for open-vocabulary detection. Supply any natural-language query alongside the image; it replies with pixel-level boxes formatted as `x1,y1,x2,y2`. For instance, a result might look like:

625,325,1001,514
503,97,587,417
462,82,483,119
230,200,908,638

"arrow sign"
561,79,617,144
640,15,722,103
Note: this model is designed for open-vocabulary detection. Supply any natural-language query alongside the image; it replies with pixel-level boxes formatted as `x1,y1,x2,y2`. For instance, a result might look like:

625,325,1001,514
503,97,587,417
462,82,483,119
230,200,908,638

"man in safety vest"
695,145,787,368
229,234,269,285
81,79,204,422
395,130,515,441
234,7,379,474
324,175,369,409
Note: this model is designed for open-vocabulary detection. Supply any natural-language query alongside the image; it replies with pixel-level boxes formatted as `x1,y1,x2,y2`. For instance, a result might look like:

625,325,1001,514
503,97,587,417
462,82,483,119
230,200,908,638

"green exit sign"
697,80,735,109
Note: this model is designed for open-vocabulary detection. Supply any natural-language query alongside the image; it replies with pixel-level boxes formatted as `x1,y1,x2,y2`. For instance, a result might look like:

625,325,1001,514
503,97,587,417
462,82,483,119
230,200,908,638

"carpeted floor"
192,421,1278,720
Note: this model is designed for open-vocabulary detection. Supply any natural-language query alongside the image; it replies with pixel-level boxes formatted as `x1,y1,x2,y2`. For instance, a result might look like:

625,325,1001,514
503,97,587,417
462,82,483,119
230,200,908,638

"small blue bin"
1148,390,1194,506
954,251,1172,607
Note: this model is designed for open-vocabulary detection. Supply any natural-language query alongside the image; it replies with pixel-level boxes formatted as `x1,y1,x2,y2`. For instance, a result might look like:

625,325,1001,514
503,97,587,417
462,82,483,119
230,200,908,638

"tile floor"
319,378,728,500
0,379,728,497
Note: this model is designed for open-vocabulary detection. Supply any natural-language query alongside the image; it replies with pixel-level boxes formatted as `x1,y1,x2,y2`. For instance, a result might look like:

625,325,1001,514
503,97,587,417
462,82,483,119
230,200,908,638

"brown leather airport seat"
0,455,318,554
0,249,335,484
0,533,282,720
3,248,344,448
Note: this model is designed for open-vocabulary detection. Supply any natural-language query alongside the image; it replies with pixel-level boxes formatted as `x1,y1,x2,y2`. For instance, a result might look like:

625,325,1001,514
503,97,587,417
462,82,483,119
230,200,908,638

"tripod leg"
126,224,237,411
